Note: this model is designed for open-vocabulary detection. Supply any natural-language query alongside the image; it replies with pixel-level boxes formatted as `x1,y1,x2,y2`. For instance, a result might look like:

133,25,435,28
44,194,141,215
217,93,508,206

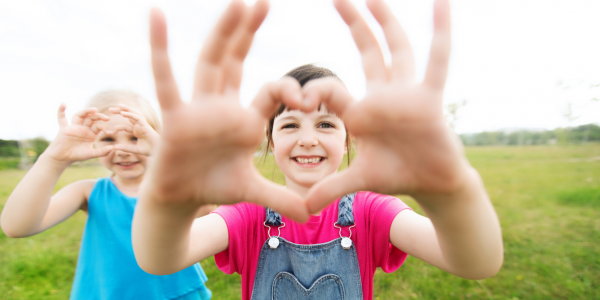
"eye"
101,137,115,142
318,122,335,129
282,123,298,129
131,137,138,142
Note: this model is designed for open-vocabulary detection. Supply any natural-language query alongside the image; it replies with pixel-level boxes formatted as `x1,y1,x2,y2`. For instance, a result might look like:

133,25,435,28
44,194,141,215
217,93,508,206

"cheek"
272,135,294,164
323,134,346,160
98,155,112,168
137,156,149,167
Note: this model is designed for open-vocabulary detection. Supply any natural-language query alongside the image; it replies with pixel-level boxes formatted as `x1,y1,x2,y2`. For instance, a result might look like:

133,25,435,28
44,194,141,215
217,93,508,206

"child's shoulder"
62,178,100,201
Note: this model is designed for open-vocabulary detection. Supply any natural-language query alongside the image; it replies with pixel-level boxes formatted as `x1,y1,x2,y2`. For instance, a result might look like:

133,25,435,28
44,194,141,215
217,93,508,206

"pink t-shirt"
213,191,411,300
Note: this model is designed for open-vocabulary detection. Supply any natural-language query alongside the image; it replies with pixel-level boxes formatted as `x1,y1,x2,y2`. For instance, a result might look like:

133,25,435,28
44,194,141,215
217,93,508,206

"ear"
343,146,347,155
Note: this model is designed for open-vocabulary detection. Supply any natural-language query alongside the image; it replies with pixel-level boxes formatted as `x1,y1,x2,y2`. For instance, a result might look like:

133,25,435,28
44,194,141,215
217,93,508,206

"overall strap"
337,192,357,226
265,207,282,226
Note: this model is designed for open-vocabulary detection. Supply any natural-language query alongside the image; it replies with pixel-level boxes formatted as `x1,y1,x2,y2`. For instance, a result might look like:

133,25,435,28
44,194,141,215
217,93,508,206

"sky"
1,0,599,140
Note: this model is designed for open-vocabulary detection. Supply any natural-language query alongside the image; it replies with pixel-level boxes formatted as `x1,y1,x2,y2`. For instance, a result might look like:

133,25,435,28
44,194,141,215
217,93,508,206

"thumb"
306,166,367,214
301,76,356,117
245,175,310,223
250,77,304,119
89,145,114,158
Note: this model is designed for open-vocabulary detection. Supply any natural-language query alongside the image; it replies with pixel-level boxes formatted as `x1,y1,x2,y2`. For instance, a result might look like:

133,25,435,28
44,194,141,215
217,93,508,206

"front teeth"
119,162,135,166
296,157,321,164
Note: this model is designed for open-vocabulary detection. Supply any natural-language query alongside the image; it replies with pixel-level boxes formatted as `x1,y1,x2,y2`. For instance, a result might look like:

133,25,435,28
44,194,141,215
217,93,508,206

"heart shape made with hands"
143,0,467,223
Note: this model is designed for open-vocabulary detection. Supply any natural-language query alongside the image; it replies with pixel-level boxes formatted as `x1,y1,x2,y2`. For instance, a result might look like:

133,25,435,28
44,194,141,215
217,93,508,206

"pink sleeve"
365,192,412,273
212,203,260,275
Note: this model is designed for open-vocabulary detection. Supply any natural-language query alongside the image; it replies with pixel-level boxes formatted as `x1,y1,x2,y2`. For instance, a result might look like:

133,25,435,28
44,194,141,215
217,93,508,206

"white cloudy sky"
1,0,599,140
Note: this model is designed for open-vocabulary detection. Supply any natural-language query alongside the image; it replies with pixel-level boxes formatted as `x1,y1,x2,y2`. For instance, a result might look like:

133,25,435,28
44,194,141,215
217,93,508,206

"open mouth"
292,156,325,166
116,162,139,169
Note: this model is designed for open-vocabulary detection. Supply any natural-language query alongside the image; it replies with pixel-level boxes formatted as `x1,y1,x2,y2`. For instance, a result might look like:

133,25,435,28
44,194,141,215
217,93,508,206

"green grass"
1,145,600,299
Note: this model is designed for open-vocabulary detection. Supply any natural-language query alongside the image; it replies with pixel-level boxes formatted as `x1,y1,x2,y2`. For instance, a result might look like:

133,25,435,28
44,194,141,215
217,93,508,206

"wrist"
38,152,73,171
412,166,487,208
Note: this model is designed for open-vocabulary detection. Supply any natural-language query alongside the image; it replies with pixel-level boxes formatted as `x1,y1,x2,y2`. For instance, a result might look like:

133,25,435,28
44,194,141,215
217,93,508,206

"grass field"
1,145,599,299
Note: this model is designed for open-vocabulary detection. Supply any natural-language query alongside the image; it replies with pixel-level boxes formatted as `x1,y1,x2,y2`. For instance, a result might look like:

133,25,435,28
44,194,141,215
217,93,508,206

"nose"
297,127,318,148
114,149,131,158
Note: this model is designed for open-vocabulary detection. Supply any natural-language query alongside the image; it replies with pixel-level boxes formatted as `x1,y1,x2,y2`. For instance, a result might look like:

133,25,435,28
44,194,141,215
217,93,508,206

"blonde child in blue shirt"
1,90,212,299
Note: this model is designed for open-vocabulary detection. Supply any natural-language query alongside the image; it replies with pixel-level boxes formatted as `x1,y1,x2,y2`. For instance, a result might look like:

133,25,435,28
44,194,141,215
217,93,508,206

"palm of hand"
147,2,309,221
155,100,266,205
55,126,99,161
46,106,112,163
345,84,465,196
305,0,463,212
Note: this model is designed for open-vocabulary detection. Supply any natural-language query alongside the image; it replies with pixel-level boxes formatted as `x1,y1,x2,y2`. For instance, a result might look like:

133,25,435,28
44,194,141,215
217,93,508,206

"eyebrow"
275,116,297,123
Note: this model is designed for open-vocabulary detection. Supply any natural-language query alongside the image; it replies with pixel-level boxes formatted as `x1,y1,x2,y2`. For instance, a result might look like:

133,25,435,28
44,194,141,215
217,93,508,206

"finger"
108,107,122,114
249,77,303,119
118,103,145,118
89,118,112,135
367,0,415,80
306,167,367,214
150,7,184,111
86,112,110,122
120,111,145,126
107,124,134,135
71,108,97,125
193,1,246,97
90,122,105,135
246,176,309,222
83,117,93,128
89,145,114,158
423,0,451,91
114,144,149,156
57,103,68,128
221,0,269,92
301,77,356,117
334,0,387,82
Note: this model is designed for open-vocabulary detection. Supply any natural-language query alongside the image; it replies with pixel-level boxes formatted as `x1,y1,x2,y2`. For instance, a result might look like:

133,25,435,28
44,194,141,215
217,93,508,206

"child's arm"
133,1,311,275
303,0,502,279
0,105,113,237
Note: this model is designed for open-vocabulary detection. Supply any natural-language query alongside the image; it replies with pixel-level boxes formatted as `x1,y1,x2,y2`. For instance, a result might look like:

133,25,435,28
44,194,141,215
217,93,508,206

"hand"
109,104,160,156
143,1,310,221
304,0,470,212
44,104,114,163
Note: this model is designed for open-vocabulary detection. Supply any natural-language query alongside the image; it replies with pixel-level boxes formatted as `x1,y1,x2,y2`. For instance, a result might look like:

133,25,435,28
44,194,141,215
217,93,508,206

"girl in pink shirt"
132,0,504,299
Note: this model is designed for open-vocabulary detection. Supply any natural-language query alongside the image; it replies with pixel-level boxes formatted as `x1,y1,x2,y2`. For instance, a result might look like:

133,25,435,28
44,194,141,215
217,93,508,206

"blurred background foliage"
460,124,600,146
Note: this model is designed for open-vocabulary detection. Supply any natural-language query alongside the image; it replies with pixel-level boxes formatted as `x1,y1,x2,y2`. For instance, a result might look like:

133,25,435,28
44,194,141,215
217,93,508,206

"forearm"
414,167,503,279
132,189,198,275
0,154,70,237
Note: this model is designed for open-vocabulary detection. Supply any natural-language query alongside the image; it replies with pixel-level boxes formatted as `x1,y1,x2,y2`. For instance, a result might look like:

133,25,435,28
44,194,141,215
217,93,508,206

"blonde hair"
86,89,161,132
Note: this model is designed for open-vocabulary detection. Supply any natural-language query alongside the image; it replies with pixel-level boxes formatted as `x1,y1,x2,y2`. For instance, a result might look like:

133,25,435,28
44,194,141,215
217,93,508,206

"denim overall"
250,193,363,300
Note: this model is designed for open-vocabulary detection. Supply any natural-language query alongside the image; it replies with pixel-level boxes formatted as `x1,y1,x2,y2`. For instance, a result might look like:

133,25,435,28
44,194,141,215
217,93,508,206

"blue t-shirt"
70,178,211,300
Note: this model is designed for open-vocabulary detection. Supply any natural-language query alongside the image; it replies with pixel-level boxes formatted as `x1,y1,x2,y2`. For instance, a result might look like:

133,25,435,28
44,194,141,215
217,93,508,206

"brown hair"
264,64,352,166
86,89,161,133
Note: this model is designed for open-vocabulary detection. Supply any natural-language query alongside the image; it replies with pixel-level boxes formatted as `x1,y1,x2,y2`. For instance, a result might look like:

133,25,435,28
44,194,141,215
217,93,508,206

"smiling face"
95,113,148,183
272,107,347,193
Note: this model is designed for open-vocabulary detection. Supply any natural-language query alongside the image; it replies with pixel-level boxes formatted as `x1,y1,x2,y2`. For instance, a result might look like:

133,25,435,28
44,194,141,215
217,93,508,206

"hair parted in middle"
264,64,352,166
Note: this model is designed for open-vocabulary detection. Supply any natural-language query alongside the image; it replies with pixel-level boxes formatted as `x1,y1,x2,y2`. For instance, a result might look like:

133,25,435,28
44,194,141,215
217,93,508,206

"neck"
112,174,144,191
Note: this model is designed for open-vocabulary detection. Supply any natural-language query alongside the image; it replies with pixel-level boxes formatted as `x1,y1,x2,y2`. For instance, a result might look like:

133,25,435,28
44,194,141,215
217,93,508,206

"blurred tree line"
460,124,600,146
0,138,50,170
